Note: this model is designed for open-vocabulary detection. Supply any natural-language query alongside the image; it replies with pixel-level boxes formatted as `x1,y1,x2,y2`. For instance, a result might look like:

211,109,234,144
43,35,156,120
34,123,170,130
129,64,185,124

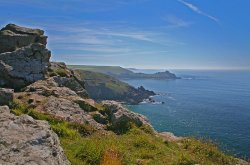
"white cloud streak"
164,15,192,28
177,0,220,24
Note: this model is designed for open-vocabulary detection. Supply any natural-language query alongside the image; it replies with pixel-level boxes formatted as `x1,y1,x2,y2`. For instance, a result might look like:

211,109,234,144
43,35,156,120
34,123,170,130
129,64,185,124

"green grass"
10,102,96,138
60,128,236,165
10,102,237,165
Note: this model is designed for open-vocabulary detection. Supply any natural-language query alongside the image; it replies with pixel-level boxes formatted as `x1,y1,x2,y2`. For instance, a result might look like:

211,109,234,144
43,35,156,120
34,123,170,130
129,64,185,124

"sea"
124,70,250,159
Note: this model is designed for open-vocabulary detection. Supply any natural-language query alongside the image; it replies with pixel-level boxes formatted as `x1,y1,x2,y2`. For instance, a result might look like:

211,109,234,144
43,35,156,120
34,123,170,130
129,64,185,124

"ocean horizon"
125,69,250,159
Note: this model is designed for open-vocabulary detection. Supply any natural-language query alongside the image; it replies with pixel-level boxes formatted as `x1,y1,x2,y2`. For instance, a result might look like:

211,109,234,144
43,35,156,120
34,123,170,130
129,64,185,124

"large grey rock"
102,100,153,131
17,76,102,129
41,96,104,129
0,24,47,54
25,76,87,98
0,106,71,165
0,88,13,105
0,24,51,89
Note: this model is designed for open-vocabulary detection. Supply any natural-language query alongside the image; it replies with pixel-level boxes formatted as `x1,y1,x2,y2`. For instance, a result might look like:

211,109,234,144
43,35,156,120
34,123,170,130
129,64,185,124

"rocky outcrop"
0,106,70,165
0,24,51,89
15,77,104,129
41,96,103,129
15,77,153,131
102,100,153,133
48,62,88,98
0,88,13,106
0,24,47,53
25,76,84,97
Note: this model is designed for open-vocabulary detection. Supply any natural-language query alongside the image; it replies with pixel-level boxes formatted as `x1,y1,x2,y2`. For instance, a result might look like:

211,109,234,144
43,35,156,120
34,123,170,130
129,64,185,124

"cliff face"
0,24,51,89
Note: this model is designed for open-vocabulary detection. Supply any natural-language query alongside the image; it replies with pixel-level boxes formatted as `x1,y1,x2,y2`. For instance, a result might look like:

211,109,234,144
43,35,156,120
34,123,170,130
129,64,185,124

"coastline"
124,72,250,161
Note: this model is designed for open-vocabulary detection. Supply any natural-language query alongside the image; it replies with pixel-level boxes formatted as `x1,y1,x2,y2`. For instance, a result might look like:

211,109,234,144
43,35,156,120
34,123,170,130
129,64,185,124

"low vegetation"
48,68,69,77
10,102,237,165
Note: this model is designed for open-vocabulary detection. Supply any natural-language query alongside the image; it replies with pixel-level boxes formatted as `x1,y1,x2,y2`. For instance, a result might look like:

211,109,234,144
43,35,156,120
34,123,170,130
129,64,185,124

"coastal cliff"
0,24,248,165
75,70,155,104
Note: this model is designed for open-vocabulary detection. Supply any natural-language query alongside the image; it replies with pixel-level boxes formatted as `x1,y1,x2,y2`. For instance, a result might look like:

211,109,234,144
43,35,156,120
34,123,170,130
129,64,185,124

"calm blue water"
125,70,250,159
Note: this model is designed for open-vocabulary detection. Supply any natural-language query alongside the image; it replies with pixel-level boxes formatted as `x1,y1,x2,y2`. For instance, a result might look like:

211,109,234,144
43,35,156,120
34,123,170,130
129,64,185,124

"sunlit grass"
10,102,237,165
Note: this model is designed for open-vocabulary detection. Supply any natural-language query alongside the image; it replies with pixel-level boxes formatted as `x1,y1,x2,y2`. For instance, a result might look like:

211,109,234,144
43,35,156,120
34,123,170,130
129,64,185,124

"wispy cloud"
177,0,220,24
39,22,167,57
164,15,192,28
53,44,131,54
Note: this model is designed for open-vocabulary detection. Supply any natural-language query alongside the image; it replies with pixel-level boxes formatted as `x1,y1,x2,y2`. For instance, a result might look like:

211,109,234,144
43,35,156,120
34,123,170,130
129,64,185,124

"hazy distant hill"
68,65,178,80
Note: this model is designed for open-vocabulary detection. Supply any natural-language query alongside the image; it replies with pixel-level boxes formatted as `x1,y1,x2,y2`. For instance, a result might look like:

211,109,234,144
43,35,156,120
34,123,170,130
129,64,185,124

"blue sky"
0,0,250,69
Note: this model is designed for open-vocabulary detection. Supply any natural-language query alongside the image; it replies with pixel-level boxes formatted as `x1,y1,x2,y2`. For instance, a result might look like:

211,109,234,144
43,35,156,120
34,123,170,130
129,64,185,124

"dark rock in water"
0,24,51,90
148,97,155,102
0,106,70,165
0,88,13,106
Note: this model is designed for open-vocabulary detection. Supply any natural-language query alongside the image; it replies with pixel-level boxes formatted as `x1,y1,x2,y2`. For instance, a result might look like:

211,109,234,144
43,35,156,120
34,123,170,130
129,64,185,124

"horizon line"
65,63,250,71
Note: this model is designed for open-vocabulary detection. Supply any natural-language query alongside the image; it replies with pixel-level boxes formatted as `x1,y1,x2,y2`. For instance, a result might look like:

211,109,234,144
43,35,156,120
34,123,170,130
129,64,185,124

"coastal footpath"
0,24,249,165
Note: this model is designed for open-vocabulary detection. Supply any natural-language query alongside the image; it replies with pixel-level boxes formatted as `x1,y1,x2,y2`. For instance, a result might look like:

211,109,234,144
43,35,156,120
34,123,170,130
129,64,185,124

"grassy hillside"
75,70,155,104
68,65,133,76
11,103,240,165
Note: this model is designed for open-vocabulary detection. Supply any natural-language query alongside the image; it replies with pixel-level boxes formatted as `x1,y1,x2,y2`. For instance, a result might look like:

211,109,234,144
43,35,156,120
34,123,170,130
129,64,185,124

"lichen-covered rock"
41,96,104,129
25,76,87,98
0,106,70,165
48,62,73,78
102,100,153,132
16,76,103,129
0,88,13,106
0,24,51,89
